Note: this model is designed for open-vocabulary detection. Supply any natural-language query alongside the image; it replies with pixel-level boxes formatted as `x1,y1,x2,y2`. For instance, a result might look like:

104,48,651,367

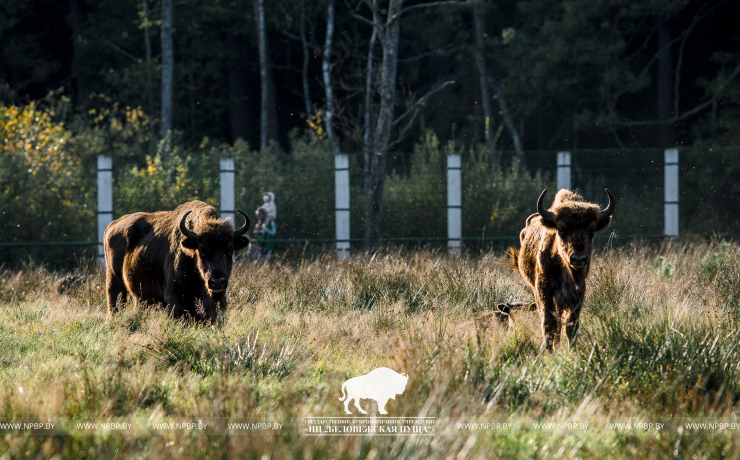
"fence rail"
4,146,739,268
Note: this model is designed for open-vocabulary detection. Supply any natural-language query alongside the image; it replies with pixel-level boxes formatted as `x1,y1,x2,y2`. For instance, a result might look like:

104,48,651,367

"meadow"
0,239,739,459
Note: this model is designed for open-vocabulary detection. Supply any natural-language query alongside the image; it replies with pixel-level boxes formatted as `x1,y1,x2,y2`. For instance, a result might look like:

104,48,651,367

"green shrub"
0,103,95,267
115,144,218,214
648,256,674,279
700,241,732,282
382,131,555,242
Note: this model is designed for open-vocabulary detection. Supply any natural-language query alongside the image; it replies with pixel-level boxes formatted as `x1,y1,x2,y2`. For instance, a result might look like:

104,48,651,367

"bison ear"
181,237,198,250
595,215,612,232
234,236,250,250
539,216,557,229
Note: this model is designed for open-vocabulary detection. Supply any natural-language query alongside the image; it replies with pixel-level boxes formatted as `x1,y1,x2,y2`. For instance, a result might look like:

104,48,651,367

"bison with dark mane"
505,188,615,350
103,201,250,322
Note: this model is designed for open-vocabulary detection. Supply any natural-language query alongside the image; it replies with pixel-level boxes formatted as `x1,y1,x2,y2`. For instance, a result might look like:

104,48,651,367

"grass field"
1,240,740,459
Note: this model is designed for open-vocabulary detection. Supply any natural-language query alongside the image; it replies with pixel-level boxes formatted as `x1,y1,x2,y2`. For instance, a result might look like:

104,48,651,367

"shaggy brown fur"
103,201,250,322
507,189,615,350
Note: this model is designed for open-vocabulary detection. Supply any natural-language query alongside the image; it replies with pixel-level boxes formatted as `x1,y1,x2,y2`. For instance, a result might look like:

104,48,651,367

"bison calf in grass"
104,201,250,322
506,188,615,351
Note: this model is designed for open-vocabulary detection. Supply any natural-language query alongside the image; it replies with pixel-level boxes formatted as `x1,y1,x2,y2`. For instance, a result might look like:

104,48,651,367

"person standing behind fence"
260,192,276,219
256,192,277,262
261,213,277,262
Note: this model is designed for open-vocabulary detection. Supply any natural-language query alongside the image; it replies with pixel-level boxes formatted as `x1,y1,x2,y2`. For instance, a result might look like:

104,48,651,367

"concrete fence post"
664,148,679,238
557,151,571,191
447,154,462,255
220,158,235,223
335,154,350,260
97,155,113,270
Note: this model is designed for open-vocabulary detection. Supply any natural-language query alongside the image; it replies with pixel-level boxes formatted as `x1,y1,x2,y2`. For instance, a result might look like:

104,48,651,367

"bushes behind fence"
3,101,740,267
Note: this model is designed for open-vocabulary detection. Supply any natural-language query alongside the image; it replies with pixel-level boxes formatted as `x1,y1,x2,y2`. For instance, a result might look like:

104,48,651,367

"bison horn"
599,188,616,218
179,211,199,241
234,209,250,237
537,189,557,223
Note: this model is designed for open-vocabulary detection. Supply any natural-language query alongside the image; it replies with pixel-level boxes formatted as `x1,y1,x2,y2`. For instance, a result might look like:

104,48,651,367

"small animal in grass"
56,275,85,295
503,188,615,351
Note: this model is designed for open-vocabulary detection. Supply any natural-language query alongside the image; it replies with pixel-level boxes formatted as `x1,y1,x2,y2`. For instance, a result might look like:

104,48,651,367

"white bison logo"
339,367,409,415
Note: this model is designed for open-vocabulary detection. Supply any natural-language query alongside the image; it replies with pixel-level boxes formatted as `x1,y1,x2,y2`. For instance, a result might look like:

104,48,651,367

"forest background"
2,0,740,265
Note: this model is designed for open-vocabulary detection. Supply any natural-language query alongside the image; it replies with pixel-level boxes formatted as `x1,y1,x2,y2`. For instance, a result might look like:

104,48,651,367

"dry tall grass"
0,240,739,459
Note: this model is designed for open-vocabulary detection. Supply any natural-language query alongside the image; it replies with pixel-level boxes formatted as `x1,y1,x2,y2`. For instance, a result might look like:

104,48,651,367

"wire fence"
2,146,739,268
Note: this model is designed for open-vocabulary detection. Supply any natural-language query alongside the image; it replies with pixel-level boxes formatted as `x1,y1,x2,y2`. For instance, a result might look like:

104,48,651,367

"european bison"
103,201,250,322
506,188,615,350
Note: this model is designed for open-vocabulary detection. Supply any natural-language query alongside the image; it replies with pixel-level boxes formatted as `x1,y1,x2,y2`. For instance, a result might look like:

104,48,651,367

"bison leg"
564,308,581,348
541,308,560,351
106,272,127,317
535,280,559,351
164,292,191,320
104,232,129,318
344,397,353,415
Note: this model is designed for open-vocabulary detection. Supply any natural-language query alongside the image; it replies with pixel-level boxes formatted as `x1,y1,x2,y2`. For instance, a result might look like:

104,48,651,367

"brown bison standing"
104,201,250,322
506,188,615,350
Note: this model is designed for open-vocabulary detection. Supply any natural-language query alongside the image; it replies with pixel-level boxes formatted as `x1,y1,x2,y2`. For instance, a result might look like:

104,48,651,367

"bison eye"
557,230,565,238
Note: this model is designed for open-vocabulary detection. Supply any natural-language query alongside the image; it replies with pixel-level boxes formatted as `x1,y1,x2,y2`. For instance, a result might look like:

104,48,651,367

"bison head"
179,210,250,294
537,189,615,271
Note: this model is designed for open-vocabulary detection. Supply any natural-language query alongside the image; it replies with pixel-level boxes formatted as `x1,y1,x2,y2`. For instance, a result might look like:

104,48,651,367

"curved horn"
537,189,557,223
599,188,616,218
179,211,199,241
234,209,251,237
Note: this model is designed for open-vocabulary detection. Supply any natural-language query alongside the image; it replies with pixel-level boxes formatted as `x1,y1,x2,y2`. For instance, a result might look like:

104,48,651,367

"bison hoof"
345,410,352,415
379,410,388,415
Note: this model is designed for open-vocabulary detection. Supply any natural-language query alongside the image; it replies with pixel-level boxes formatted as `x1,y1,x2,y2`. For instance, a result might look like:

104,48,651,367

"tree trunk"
363,15,378,190
300,0,313,119
657,17,674,145
266,51,280,143
160,0,174,140
364,0,402,252
255,0,269,150
188,38,196,138
472,0,495,163
68,0,90,109
322,0,338,153
142,0,155,143
488,77,523,157
255,0,279,149
227,34,254,144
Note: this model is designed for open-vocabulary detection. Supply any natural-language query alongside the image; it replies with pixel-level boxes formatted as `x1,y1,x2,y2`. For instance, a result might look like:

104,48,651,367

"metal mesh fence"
570,149,664,237
679,146,740,237
2,146,740,267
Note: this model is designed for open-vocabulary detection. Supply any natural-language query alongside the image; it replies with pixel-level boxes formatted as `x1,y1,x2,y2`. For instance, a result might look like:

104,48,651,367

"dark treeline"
3,0,740,151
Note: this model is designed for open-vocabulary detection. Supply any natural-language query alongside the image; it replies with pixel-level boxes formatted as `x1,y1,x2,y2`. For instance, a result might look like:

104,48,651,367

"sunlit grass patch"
1,242,740,458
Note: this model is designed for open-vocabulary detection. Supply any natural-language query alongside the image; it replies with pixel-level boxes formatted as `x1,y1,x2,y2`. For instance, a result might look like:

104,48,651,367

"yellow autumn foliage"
1,103,93,246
